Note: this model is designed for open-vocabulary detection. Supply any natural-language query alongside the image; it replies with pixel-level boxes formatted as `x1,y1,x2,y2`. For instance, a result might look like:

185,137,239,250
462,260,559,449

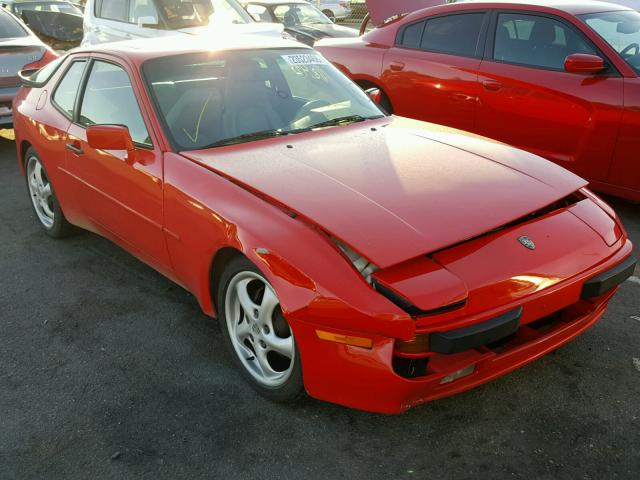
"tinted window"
52,61,86,117
0,9,27,38
98,0,128,21
80,61,151,146
400,21,425,49
420,13,485,57
494,13,596,70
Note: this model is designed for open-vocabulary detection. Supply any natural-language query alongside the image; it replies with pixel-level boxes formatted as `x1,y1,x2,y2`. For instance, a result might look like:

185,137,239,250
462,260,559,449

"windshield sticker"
281,54,327,66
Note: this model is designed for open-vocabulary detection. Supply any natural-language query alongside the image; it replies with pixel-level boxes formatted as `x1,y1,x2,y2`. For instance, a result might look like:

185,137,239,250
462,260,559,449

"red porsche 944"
12,35,635,413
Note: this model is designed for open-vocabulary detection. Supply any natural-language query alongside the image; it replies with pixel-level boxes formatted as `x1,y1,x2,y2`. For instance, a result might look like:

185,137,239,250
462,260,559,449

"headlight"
330,236,378,284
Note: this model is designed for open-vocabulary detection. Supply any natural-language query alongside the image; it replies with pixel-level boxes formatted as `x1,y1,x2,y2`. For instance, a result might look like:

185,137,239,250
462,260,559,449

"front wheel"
218,256,304,402
25,147,74,238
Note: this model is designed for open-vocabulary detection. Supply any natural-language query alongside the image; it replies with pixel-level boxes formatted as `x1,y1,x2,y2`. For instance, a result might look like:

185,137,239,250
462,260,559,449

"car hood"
367,0,446,25
181,118,587,268
286,23,359,41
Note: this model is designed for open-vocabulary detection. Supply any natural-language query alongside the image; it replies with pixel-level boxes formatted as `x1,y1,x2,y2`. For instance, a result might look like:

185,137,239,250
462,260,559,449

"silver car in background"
82,0,285,45
0,7,57,127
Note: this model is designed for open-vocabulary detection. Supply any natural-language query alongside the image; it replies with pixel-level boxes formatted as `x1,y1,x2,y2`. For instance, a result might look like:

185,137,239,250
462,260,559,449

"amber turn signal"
316,330,373,349
394,334,430,354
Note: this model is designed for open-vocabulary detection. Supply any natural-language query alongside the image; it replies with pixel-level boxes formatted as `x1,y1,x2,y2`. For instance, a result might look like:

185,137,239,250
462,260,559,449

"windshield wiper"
308,115,381,130
203,129,307,148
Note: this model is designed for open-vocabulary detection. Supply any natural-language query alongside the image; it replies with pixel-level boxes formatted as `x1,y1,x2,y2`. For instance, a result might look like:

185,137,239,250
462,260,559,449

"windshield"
580,10,640,74
271,3,332,26
14,2,82,15
156,0,251,29
143,49,385,151
0,10,28,38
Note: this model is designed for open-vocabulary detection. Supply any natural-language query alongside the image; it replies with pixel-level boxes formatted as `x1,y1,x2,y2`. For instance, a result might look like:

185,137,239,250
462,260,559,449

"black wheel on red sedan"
24,147,74,238
218,255,304,402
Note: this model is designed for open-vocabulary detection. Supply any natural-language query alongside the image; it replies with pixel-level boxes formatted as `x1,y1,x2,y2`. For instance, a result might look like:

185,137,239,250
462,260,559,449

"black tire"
24,147,75,239
217,255,304,403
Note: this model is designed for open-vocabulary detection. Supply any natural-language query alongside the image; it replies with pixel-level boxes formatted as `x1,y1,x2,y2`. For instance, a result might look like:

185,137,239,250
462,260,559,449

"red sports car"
13,35,635,413
316,0,640,202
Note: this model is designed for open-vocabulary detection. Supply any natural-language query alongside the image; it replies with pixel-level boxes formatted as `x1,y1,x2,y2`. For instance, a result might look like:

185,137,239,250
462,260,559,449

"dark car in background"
0,1,83,48
243,0,357,45
0,7,57,127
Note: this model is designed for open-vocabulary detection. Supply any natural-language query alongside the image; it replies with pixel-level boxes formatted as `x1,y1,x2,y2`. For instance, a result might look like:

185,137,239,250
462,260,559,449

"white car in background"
82,0,285,46
306,0,350,22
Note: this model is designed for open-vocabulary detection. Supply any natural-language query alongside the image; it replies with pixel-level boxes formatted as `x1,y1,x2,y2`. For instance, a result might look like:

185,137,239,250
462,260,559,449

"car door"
64,57,172,272
380,12,489,133
475,11,624,182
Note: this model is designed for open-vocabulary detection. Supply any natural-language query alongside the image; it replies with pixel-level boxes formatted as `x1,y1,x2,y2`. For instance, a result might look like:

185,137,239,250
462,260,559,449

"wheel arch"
18,140,32,174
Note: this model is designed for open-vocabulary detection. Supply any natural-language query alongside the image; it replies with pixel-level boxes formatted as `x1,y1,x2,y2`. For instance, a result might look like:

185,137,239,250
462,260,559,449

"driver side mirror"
364,87,382,105
137,15,159,28
564,54,606,74
87,125,136,161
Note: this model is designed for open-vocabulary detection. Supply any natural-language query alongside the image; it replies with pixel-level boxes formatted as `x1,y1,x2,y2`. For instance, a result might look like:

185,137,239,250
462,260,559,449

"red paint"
316,1,640,202
12,38,634,413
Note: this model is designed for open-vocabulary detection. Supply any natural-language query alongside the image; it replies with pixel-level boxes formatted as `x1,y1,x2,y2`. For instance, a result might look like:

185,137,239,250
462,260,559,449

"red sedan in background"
12,35,636,413
316,0,640,202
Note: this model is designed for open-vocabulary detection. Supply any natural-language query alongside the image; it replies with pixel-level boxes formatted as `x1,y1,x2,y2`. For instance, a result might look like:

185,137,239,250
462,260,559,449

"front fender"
162,152,414,340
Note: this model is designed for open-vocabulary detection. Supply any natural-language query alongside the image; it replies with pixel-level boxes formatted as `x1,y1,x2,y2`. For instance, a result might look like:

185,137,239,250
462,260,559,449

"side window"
98,0,128,22
52,60,86,117
399,21,425,49
494,13,596,70
420,13,485,57
129,0,158,24
79,61,152,146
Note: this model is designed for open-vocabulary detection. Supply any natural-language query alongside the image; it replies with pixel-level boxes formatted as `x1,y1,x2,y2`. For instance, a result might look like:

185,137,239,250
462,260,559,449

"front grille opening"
393,356,428,379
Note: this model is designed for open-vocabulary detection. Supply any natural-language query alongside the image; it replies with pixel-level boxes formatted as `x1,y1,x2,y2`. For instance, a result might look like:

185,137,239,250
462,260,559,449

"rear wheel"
218,256,304,402
25,148,74,238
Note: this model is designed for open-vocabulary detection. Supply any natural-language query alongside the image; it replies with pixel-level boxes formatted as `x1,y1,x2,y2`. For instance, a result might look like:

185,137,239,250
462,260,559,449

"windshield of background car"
0,9,28,38
580,10,640,74
155,0,251,29
142,49,385,151
272,3,332,25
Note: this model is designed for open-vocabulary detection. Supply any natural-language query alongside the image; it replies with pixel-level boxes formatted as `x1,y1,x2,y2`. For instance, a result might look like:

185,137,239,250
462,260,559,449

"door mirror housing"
137,15,159,28
87,125,136,160
364,87,382,105
564,54,606,74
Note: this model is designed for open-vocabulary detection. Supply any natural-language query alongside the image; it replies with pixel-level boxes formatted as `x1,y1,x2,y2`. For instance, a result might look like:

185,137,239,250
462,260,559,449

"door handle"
66,142,84,155
389,61,405,72
483,80,503,92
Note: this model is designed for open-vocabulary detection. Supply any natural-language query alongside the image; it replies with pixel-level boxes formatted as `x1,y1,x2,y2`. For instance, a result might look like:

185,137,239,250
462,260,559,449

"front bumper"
293,240,634,414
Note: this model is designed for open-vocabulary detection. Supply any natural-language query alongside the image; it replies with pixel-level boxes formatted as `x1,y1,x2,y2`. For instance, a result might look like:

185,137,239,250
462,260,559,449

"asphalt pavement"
0,132,639,479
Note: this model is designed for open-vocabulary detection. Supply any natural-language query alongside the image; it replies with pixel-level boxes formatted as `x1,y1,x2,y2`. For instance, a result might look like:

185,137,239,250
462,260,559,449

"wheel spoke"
41,183,52,200
34,161,45,189
235,279,259,317
259,287,279,326
263,333,293,359
254,346,278,378
234,317,252,342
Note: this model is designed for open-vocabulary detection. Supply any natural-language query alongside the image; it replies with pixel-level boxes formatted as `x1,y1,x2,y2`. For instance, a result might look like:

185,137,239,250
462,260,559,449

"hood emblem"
518,236,536,250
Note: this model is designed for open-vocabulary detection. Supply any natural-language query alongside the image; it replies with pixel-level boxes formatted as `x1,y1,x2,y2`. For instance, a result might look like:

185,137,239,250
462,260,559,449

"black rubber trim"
429,307,522,354
372,280,466,318
581,256,637,299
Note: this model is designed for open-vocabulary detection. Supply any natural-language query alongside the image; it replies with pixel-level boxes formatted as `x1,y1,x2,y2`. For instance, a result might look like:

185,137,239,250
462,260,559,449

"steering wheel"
291,100,331,129
620,43,640,57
